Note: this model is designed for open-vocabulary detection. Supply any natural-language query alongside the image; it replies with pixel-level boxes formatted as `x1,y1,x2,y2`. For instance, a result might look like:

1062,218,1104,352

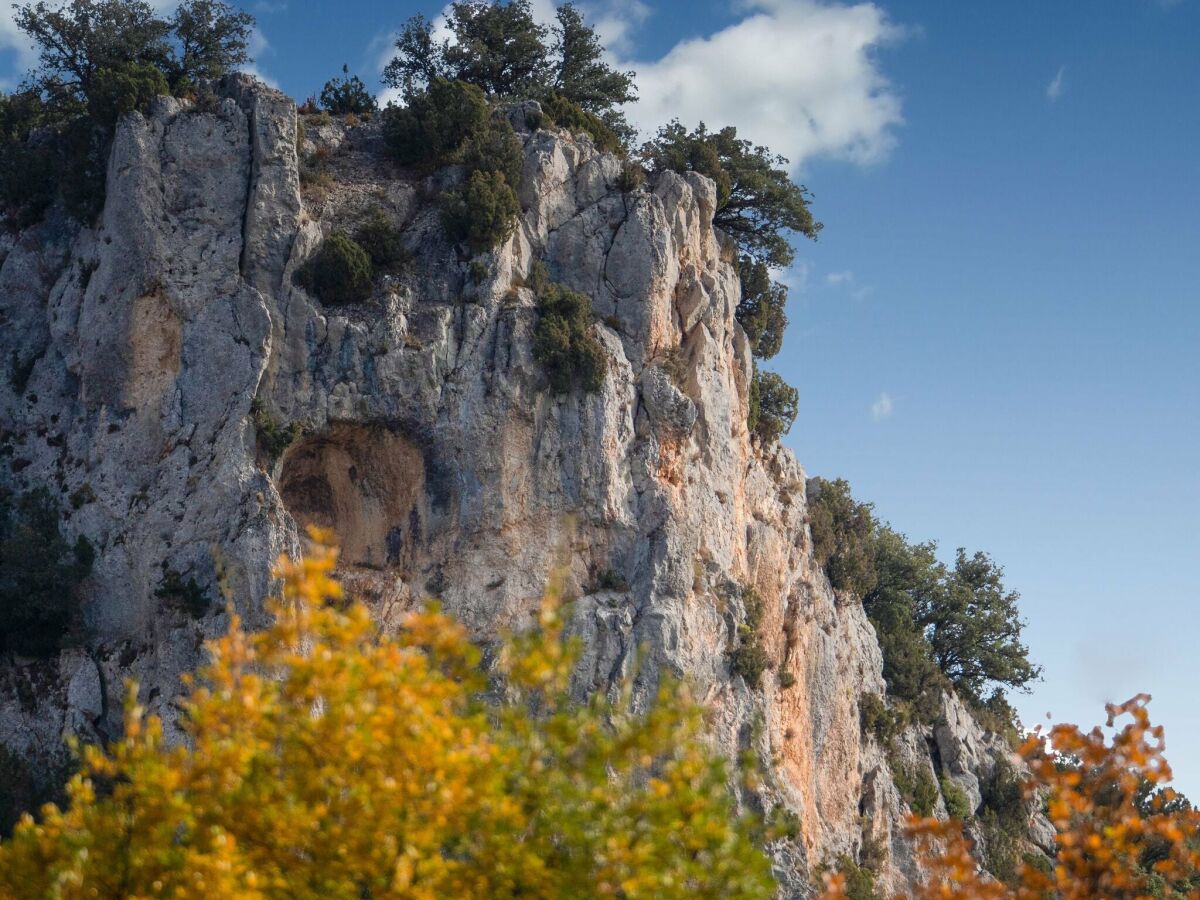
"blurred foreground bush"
0,529,773,898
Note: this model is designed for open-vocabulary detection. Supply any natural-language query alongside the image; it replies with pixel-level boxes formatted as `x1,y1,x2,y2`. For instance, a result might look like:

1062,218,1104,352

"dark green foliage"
968,689,1023,747
461,112,524,188
590,569,629,592
816,480,1040,723
319,65,376,115
747,366,797,445
859,692,902,743
977,757,1027,883
14,0,172,103
924,548,1041,701
617,161,644,193
0,488,93,658
468,260,490,284
861,525,946,717
777,671,796,690
68,483,95,509
352,208,406,271
834,855,876,900
641,120,821,269
383,1,636,130
940,776,972,820
531,267,607,393
298,231,374,306
0,90,57,227
382,78,490,167
168,0,254,86
891,757,939,818
540,93,624,156
155,564,210,619
249,395,301,465
736,256,787,360
550,3,635,137
86,61,168,124
437,1,550,99
3,0,255,225
440,169,521,253
729,586,770,688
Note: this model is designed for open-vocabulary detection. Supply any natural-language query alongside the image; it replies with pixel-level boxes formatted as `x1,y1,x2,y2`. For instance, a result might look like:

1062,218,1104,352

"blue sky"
2,0,1198,793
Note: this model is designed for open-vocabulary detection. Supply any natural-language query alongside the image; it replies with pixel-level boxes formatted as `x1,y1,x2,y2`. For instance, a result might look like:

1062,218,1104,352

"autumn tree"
0,530,775,898
851,695,1200,900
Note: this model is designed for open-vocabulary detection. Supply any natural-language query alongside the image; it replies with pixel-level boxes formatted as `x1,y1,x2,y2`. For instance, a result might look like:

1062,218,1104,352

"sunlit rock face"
0,76,1035,895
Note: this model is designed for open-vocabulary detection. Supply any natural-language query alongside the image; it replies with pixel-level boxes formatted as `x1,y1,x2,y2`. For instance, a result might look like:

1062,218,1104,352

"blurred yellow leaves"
0,528,773,899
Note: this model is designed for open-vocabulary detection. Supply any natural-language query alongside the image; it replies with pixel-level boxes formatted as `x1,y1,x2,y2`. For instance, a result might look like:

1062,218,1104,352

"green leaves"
531,268,607,393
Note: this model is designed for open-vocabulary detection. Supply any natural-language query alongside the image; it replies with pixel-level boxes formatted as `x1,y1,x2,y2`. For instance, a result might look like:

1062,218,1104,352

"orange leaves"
0,527,774,898
826,694,1200,899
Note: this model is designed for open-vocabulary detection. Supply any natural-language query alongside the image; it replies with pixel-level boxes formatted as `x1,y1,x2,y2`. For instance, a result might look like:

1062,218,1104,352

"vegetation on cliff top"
1,0,254,224
0,531,776,898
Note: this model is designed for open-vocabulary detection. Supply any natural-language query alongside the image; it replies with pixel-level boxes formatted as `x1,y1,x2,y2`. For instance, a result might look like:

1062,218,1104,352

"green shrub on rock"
747,366,797,445
320,65,376,115
728,586,770,688
382,78,489,167
461,114,524,191
940,776,972,820
440,169,521,254
353,208,406,270
541,93,624,156
531,270,607,393
298,231,373,306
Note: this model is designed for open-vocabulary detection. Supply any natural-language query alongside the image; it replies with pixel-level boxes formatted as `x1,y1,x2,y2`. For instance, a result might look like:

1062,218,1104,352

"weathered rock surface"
0,77,1039,893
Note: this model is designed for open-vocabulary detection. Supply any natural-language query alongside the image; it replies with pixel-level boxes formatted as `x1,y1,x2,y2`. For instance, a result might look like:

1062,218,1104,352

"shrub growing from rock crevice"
297,231,374,306
529,263,607,393
440,170,521,254
728,585,770,688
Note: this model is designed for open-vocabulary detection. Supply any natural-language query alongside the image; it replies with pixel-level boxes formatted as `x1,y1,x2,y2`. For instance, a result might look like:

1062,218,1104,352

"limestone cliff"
0,76,1041,894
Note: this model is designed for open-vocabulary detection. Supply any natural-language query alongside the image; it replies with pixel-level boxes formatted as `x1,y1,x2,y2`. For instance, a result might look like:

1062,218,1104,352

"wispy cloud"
871,392,894,421
826,270,855,286
1046,65,1066,102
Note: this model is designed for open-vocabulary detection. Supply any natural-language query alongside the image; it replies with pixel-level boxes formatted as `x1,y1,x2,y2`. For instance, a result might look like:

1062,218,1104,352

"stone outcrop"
0,76,1041,893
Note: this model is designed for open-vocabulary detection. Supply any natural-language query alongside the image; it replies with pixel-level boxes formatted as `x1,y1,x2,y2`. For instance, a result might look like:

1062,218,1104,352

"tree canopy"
0,531,774,897
641,121,821,270
382,1,636,134
2,0,255,223
808,477,1040,719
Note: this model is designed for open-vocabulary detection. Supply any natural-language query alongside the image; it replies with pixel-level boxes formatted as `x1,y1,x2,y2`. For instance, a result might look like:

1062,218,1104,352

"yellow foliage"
0,529,774,899
825,694,1200,899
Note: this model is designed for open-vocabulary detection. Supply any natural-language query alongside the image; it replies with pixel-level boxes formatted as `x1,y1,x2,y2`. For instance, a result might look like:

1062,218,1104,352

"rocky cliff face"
0,76,1037,894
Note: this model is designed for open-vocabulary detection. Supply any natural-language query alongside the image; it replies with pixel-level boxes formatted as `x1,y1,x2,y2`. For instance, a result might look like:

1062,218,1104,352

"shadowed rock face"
0,77,1034,893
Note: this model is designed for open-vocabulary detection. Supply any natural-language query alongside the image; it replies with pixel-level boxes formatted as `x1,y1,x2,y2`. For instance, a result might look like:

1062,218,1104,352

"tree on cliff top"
2,0,255,224
0,530,775,898
382,1,636,133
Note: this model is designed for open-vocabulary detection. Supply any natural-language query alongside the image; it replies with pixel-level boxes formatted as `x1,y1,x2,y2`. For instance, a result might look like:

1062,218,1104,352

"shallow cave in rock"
277,423,426,570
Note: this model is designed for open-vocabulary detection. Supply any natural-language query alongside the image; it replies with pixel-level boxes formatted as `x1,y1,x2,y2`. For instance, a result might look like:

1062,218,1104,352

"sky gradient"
2,0,1197,793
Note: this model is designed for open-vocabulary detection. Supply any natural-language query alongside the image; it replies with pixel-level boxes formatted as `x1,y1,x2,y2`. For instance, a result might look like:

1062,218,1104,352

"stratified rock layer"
0,77,1033,894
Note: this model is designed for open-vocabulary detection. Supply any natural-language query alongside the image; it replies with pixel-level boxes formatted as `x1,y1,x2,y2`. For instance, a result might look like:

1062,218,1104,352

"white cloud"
624,0,906,170
773,261,810,292
584,0,652,57
871,392,894,421
825,270,854,286
1046,65,1066,102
